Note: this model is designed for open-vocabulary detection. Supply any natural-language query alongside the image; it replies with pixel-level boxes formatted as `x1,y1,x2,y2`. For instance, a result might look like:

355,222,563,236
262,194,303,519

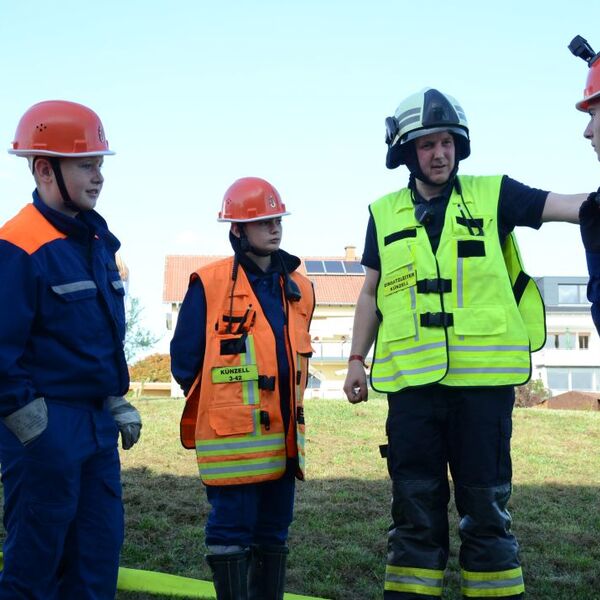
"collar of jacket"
228,230,301,277
32,190,120,251
409,174,455,205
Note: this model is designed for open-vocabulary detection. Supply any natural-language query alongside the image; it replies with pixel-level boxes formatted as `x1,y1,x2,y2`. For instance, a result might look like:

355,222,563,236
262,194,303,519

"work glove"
579,188,600,254
2,397,48,445
107,396,142,450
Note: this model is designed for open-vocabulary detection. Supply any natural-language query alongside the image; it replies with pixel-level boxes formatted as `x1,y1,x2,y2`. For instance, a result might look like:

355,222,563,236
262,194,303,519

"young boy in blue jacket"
0,100,142,599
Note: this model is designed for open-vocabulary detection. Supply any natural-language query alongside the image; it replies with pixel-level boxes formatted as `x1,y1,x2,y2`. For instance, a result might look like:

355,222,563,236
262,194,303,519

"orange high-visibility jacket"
180,257,315,486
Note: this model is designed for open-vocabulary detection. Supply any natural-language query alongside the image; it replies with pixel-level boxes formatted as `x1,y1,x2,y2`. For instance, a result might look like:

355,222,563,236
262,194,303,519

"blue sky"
1,1,600,354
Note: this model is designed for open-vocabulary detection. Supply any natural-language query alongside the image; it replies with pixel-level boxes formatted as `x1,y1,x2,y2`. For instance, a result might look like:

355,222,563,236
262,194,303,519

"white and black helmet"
385,88,470,169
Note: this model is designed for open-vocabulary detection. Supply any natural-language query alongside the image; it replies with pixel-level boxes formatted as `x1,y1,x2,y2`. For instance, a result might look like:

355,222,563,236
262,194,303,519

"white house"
531,276,600,395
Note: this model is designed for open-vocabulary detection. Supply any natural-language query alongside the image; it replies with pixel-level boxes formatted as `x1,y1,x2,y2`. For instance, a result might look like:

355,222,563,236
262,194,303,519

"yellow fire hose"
0,553,327,599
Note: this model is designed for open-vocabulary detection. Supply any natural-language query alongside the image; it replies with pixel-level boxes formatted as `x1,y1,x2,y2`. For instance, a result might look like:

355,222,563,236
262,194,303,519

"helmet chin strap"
48,157,78,213
404,141,459,188
238,225,273,257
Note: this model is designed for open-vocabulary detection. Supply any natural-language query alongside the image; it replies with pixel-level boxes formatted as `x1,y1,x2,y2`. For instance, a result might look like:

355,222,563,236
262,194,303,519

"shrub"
129,353,171,382
515,377,550,407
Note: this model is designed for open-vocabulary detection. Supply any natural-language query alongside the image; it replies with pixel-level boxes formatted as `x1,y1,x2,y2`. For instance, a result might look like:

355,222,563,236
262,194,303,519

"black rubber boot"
206,550,249,600
247,544,289,600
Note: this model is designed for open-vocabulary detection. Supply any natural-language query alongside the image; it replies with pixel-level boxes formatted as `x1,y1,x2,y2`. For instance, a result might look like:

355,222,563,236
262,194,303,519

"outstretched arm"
541,192,588,223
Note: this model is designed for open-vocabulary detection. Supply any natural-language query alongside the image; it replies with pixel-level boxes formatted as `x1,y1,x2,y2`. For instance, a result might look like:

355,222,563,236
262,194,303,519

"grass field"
2,397,599,599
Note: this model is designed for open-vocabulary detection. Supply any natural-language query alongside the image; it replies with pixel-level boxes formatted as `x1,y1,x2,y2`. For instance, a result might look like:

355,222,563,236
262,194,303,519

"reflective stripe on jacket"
370,175,545,393
180,257,315,485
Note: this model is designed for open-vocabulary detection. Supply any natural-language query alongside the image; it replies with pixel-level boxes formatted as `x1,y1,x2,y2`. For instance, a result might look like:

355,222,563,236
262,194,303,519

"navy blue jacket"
0,191,129,417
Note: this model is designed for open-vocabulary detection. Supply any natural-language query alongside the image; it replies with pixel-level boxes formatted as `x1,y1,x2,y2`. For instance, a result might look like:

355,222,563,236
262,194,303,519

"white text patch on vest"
212,364,259,384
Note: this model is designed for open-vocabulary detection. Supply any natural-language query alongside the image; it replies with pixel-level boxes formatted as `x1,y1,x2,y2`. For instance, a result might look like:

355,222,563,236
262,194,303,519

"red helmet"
8,100,115,157
577,58,600,111
218,177,290,222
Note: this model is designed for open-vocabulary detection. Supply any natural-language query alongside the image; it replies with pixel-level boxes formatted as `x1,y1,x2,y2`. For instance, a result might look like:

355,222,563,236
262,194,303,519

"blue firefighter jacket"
0,191,129,417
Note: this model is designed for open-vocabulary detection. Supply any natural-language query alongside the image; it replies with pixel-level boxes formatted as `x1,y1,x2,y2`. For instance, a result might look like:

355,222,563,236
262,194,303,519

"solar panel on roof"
324,260,344,273
304,259,365,275
305,260,325,274
343,261,365,274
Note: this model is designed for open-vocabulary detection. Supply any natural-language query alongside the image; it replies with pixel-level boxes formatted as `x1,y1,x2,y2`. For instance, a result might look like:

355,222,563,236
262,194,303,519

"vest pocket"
208,405,255,436
453,307,507,336
295,329,314,357
381,243,413,273
381,311,416,341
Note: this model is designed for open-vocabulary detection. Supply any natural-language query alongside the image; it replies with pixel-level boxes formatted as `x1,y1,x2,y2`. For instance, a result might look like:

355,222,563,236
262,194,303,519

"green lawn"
2,397,599,599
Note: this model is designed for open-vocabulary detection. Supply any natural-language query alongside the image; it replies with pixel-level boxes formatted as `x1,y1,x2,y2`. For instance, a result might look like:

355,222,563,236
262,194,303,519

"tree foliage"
515,377,551,408
124,296,160,363
129,353,171,382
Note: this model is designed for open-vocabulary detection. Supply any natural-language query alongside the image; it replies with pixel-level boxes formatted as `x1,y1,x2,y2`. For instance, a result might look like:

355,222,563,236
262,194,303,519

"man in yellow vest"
571,35,600,335
170,177,314,600
343,88,589,599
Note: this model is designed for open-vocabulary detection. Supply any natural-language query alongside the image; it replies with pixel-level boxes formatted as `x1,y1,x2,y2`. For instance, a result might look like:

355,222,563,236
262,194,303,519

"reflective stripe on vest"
197,433,287,483
461,566,525,597
370,175,545,392
384,565,444,597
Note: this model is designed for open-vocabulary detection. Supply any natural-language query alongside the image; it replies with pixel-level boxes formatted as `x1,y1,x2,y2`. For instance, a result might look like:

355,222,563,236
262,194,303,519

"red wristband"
348,354,368,367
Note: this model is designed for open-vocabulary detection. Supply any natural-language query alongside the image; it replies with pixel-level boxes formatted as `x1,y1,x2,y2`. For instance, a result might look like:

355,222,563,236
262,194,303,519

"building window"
579,334,590,350
546,367,600,391
306,374,321,389
557,284,589,305
547,368,569,390
545,332,576,349
571,369,594,391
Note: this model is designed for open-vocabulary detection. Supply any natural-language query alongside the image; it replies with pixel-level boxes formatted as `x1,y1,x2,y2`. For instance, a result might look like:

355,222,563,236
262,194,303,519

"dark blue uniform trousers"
0,400,124,599
384,385,522,600
205,464,296,548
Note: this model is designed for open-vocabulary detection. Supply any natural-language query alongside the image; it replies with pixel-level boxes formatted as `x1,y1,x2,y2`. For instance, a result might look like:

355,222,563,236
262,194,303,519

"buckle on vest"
416,278,452,294
219,333,248,355
420,312,453,327
258,375,276,391
260,410,271,431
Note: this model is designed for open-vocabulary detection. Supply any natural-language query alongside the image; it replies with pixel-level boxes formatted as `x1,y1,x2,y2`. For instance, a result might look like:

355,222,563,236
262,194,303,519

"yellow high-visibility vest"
369,175,545,393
